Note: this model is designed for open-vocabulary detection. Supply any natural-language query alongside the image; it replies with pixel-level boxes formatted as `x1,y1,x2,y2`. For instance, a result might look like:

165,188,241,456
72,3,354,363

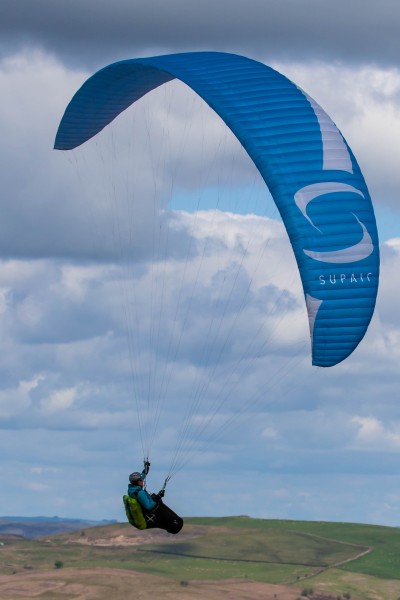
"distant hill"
0,516,117,539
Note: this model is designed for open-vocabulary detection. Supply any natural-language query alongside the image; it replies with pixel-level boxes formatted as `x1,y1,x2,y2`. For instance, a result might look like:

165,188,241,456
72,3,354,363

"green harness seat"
123,494,147,530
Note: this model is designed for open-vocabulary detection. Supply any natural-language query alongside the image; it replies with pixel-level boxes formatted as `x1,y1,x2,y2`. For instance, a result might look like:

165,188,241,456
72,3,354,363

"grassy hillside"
186,517,400,579
0,517,399,600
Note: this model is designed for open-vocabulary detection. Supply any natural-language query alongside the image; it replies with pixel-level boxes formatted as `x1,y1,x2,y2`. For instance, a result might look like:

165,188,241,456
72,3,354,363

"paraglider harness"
123,491,148,530
123,473,170,531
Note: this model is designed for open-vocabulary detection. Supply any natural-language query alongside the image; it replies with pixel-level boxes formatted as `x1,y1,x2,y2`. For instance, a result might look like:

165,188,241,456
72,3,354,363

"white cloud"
351,416,400,450
25,481,50,492
40,387,78,414
0,375,43,419
30,466,59,475
60,264,102,301
0,287,11,314
261,426,279,440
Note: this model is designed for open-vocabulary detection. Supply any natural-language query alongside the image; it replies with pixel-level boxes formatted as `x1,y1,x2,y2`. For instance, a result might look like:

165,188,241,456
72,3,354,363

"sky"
1,0,400,527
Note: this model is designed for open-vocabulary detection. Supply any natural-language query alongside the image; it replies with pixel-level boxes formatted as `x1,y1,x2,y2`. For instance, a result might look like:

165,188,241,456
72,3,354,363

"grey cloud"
0,55,265,261
1,1,400,69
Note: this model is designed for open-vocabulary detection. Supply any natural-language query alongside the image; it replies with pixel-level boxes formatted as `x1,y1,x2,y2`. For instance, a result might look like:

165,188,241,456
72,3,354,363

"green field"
1,517,400,599
186,517,400,580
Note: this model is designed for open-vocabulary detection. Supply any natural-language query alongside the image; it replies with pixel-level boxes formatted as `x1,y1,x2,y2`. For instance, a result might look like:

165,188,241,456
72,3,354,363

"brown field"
0,568,302,600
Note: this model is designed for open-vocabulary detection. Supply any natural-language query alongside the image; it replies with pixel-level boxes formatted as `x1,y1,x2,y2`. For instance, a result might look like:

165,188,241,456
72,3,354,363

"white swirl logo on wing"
294,182,374,264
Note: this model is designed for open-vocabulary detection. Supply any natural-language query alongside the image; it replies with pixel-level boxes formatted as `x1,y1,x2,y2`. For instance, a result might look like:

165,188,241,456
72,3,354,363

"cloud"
0,205,307,435
0,375,43,419
30,466,59,475
0,51,268,261
25,481,50,492
0,52,95,259
352,415,400,450
261,426,279,439
40,386,80,414
1,1,400,69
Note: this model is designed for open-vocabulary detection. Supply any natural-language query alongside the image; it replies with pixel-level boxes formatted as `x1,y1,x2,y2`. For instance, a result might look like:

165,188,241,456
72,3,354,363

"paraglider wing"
55,52,379,367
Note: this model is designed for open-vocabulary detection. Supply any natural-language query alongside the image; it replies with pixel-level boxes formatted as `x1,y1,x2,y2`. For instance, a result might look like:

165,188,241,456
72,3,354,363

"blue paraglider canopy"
55,52,380,367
